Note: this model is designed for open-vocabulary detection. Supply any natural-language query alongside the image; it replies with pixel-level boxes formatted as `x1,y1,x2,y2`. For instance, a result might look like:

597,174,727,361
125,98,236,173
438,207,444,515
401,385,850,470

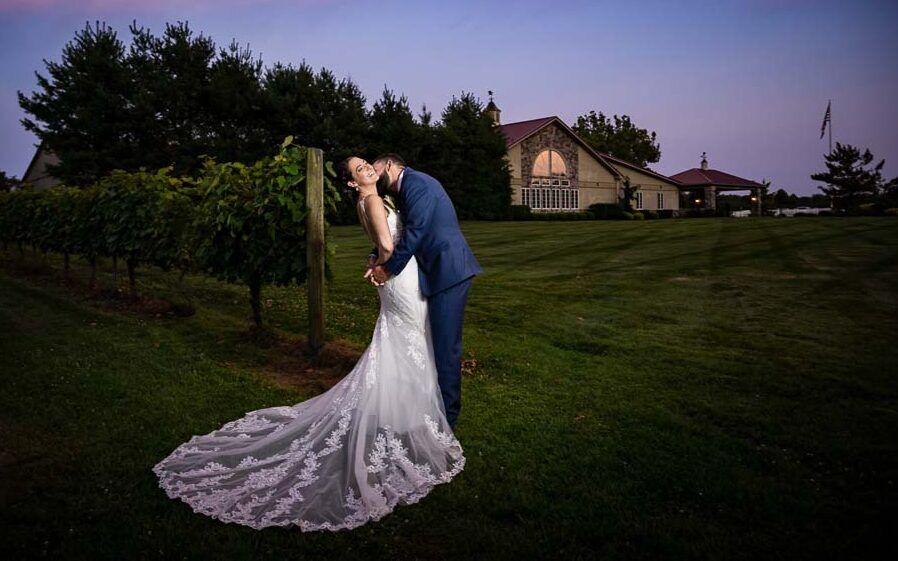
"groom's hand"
364,265,391,286
363,266,380,286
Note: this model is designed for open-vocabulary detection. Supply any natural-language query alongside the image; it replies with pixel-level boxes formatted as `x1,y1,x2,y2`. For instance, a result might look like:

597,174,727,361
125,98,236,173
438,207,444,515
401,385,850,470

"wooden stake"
306,147,325,356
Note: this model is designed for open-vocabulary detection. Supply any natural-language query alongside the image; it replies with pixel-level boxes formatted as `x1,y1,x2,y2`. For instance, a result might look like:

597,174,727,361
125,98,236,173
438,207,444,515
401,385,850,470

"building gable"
22,143,62,190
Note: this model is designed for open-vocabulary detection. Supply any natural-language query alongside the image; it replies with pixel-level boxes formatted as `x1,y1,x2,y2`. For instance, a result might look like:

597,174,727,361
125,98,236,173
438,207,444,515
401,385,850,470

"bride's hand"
363,267,383,286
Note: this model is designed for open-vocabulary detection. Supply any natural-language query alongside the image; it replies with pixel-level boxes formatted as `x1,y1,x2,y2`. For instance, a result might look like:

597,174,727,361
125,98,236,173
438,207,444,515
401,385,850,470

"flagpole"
828,99,832,155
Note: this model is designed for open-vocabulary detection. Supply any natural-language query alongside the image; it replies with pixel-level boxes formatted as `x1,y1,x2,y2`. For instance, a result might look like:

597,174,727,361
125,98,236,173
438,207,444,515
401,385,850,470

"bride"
152,156,465,531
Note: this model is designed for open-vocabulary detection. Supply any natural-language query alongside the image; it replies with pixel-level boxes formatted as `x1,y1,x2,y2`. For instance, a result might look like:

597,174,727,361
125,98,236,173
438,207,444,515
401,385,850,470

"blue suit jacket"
383,167,482,296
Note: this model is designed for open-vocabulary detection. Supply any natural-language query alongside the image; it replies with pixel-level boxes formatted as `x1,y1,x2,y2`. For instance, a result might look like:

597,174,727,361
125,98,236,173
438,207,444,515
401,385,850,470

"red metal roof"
670,168,764,188
499,117,556,146
594,150,681,186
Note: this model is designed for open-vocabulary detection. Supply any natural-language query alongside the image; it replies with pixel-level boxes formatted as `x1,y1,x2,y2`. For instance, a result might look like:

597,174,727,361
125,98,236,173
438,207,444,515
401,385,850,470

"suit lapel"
397,167,413,212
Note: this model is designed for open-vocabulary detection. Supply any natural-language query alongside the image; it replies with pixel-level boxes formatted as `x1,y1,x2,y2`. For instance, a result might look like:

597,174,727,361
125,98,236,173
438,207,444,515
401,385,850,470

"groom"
366,154,482,429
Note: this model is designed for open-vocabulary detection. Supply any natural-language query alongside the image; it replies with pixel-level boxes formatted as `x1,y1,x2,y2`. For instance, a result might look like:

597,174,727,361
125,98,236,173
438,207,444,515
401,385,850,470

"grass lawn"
2,217,897,560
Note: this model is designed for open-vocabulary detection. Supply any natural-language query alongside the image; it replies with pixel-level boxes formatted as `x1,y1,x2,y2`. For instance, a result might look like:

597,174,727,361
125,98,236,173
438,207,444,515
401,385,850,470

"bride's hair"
337,157,356,193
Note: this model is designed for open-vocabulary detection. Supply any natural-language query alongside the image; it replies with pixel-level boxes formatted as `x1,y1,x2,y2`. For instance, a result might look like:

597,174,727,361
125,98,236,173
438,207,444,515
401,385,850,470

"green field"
2,217,896,560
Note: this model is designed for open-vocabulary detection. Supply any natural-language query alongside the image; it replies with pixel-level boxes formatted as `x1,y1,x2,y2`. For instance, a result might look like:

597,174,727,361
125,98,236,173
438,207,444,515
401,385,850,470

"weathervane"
488,90,494,101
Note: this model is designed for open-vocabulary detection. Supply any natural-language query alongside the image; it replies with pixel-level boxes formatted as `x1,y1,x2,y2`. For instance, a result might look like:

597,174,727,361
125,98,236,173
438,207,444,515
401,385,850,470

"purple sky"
2,0,896,195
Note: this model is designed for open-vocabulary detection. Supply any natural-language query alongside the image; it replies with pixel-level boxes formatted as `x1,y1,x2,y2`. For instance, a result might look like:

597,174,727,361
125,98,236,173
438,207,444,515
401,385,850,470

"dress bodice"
359,196,402,245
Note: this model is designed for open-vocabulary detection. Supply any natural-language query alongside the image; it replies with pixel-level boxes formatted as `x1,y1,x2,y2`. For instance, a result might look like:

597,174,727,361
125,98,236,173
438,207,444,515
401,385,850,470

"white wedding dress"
152,202,465,531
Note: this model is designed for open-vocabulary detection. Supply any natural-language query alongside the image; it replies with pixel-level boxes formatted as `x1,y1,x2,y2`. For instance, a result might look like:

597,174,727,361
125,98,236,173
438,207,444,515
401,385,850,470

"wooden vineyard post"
306,147,325,356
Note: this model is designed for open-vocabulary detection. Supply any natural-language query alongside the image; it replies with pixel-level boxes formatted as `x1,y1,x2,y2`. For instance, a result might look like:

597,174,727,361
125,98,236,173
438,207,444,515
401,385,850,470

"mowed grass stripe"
1,217,896,560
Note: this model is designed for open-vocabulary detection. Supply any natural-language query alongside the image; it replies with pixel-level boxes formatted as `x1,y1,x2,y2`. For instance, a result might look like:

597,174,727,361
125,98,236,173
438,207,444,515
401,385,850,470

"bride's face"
347,157,378,188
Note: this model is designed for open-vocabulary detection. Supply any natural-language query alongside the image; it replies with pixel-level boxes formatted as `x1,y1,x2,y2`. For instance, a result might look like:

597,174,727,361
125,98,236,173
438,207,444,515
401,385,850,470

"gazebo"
670,153,765,215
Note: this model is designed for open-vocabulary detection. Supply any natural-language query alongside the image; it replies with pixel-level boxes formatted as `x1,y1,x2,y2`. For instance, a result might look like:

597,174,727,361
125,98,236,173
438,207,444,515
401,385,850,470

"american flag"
820,101,831,139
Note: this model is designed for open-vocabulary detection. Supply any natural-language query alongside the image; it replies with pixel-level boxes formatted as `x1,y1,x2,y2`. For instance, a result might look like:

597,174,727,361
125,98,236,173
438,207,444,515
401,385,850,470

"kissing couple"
152,153,482,531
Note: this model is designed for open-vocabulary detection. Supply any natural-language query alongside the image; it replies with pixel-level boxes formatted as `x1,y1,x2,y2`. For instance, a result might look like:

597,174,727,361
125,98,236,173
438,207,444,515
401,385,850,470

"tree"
127,21,219,175
262,63,368,160
433,92,511,220
206,40,268,165
415,104,441,173
573,111,661,167
771,188,789,210
0,171,21,192
368,87,421,163
262,63,368,225
18,21,133,185
882,177,898,209
812,142,884,214
619,177,637,212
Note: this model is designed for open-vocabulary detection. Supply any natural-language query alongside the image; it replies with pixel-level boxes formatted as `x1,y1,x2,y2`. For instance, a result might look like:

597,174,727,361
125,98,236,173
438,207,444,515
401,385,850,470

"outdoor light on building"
694,198,701,204
751,195,758,202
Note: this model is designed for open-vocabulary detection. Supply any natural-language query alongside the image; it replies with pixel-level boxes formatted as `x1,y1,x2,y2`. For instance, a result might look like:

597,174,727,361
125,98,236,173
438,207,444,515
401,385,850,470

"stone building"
494,110,681,214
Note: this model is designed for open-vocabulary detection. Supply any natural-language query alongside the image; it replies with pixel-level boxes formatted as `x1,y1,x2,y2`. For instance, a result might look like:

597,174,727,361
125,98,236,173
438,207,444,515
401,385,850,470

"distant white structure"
730,210,752,218
772,207,830,217
22,141,63,190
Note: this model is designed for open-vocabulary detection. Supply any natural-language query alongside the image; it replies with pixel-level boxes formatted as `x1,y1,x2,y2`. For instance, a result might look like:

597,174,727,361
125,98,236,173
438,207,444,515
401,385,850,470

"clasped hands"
364,255,392,286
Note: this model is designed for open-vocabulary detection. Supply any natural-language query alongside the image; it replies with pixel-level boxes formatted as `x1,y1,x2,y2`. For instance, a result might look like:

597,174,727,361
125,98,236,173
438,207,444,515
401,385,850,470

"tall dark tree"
262,63,368,160
573,110,661,168
811,142,884,213
207,40,267,164
18,21,133,185
262,63,368,224
262,62,318,149
127,21,218,175
415,104,440,172
434,92,511,220
368,87,420,163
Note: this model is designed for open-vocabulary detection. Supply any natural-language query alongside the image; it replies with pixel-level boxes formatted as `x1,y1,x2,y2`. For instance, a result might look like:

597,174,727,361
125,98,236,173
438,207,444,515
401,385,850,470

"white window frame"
657,192,664,210
635,191,644,210
522,186,579,211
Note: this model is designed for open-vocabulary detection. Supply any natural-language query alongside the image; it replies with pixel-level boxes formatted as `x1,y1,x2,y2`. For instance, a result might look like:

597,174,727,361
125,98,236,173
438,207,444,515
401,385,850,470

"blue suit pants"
427,278,472,429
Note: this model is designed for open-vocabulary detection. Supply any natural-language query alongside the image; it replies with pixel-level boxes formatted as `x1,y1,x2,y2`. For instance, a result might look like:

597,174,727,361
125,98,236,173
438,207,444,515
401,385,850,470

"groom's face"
373,160,392,196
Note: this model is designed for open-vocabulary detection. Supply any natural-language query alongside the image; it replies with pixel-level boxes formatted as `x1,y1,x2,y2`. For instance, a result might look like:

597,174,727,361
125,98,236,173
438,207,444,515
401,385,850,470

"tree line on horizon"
13,20,511,221
11,21,891,219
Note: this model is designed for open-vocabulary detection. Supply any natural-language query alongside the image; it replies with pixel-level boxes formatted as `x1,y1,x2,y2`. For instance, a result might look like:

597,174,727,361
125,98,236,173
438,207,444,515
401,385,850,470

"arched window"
525,149,574,211
532,149,567,177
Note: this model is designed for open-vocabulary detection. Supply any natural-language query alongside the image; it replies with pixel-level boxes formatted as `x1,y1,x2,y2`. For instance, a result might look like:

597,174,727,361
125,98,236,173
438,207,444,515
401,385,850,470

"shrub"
529,211,593,221
0,137,338,328
884,208,898,216
194,137,340,327
94,168,195,297
642,210,658,220
588,203,627,220
508,205,532,221
633,212,645,220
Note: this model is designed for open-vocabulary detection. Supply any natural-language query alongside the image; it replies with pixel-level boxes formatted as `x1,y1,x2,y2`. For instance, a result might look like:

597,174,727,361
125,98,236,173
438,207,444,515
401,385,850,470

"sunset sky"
1,0,896,195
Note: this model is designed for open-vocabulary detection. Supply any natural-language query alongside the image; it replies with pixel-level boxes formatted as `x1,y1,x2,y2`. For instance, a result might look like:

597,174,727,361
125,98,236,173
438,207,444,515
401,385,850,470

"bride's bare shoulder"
361,194,389,215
